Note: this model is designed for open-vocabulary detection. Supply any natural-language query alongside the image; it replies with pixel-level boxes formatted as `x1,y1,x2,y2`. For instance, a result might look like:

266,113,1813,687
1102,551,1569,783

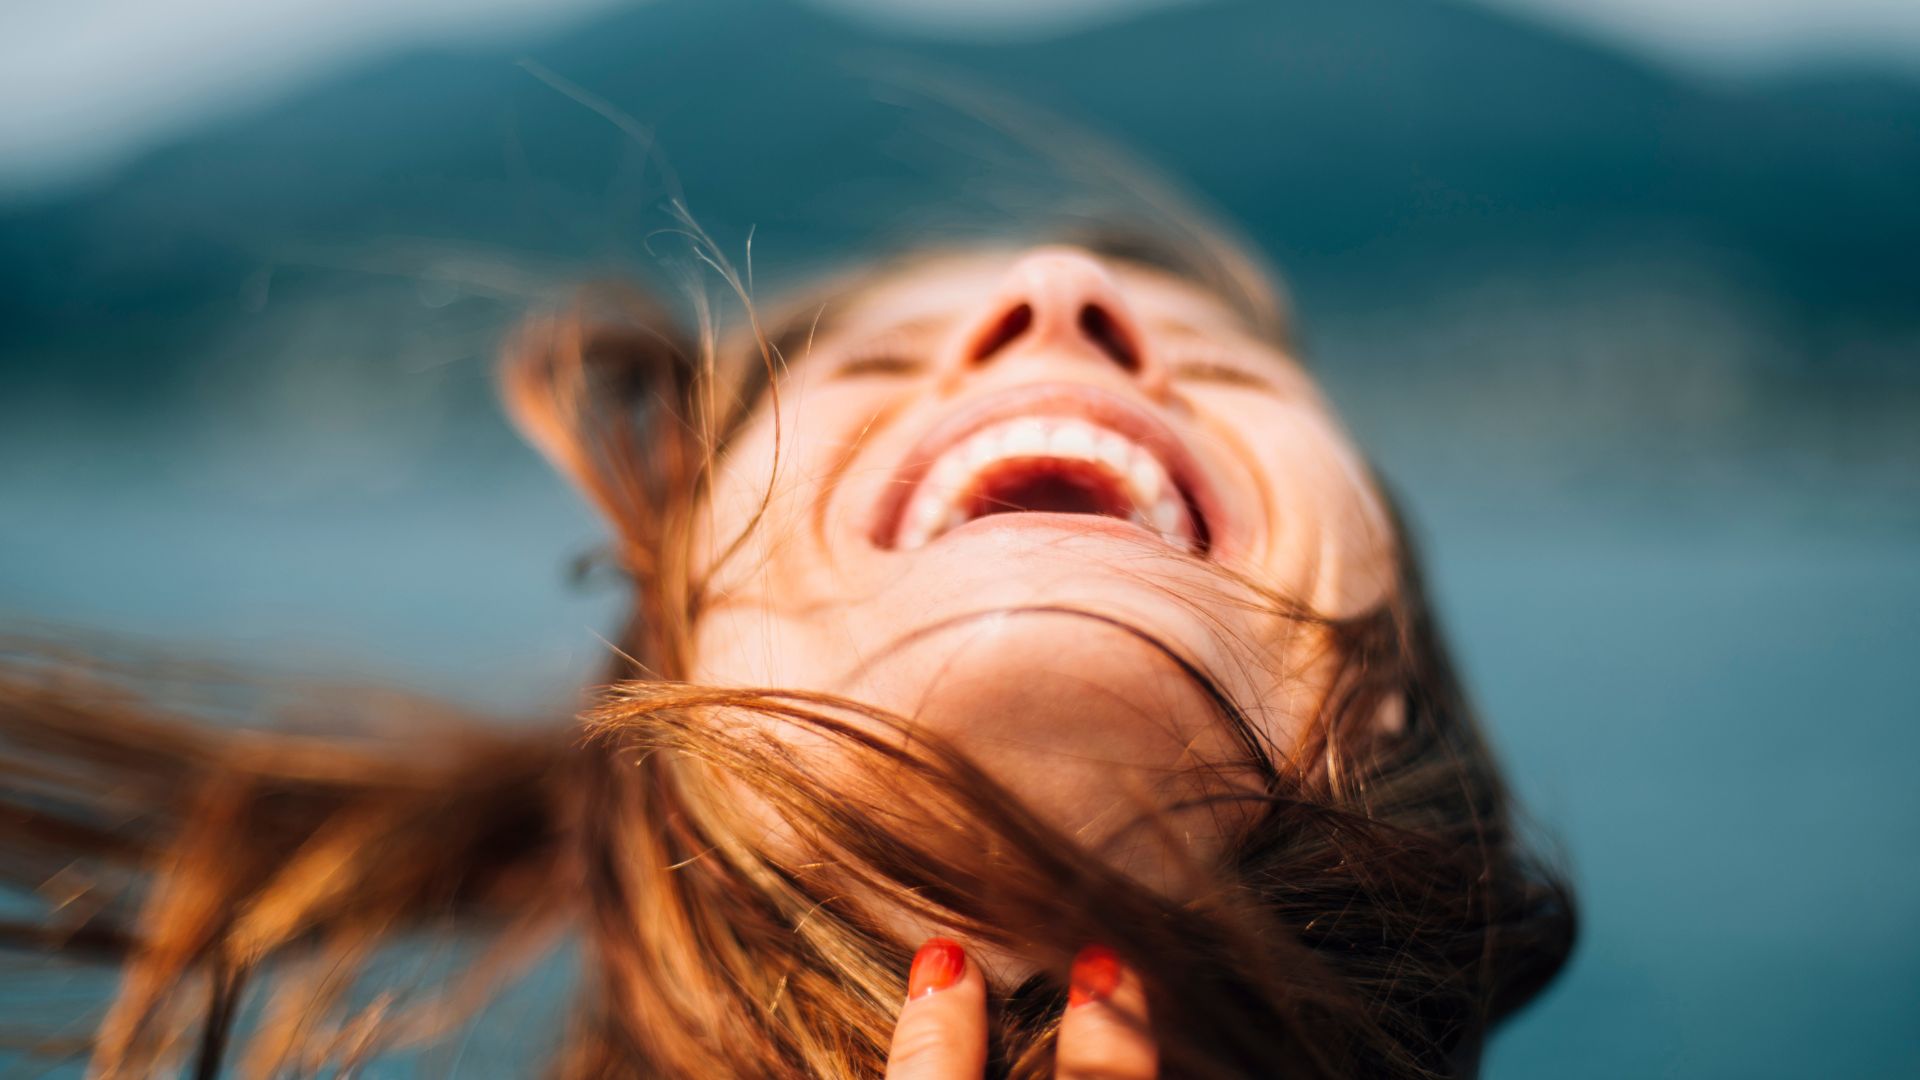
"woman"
0,225,1573,1077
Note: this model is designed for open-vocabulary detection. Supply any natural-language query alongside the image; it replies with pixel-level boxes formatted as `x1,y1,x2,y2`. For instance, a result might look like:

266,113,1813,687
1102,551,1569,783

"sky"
1,0,1916,198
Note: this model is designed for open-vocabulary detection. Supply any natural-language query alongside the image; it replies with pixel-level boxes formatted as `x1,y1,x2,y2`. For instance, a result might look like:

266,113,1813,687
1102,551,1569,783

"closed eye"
828,353,926,380
821,326,938,380
1168,355,1280,393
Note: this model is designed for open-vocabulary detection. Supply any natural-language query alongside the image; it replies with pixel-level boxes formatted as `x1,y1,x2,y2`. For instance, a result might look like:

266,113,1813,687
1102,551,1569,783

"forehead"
818,250,1259,342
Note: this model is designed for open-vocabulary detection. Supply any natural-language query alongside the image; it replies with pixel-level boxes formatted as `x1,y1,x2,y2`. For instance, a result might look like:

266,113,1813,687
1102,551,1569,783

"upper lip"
868,382,1222,553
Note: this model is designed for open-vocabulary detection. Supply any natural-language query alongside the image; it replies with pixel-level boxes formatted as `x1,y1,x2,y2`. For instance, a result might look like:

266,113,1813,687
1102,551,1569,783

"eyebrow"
766,290,917,356
807,307,1215,354
1148,319,1303,396
845,313,950,344
1144,317,1209,340
761,307,831,373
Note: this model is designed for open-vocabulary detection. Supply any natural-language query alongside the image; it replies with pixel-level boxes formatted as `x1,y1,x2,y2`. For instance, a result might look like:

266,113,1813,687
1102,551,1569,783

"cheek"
1276,421,1394,615
1203,397,1395,618
707,600,1277,895
692,380,910,687
699,419,779,569
697,380,889,586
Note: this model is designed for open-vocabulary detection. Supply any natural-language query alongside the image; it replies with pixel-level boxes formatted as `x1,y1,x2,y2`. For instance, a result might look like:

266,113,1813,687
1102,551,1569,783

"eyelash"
1166,351,1274,389
818,344,1271,388
830,353,925,379
826,331,932,380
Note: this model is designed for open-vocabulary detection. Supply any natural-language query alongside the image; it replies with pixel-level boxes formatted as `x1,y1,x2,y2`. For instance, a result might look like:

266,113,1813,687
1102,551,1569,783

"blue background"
3,0,1917,1075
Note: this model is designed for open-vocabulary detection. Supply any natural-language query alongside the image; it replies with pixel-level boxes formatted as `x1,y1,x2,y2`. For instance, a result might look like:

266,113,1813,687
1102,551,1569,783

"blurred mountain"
2,0,1916,389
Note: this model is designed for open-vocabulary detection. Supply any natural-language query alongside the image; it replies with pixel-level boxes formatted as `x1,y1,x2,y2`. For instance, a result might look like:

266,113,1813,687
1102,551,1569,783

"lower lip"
909,511,1191,551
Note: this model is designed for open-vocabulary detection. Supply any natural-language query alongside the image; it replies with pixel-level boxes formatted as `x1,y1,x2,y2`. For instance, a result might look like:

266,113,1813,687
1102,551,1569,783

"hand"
883,938,1158,1080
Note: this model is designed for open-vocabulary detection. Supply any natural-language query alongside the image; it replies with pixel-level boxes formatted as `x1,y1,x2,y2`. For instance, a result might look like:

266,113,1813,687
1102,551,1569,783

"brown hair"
0,232,1573,1078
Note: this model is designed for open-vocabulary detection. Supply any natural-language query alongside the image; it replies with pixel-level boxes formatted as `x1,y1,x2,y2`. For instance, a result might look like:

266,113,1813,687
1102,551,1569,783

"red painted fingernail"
1068,944,1123,1008
907,938,966,1000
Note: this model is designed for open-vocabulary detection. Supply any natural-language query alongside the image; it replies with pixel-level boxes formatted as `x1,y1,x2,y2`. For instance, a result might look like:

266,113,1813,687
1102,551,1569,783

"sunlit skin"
690,247,1397,886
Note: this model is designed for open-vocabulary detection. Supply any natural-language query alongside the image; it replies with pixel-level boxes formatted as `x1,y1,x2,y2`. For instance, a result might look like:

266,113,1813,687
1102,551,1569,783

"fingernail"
1067,944,1123,1008
907,938,966,1000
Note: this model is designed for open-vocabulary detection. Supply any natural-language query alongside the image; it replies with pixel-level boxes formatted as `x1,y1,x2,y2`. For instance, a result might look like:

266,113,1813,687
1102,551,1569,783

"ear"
499,284,696,557
1374,693,1407,736
501,285,702,677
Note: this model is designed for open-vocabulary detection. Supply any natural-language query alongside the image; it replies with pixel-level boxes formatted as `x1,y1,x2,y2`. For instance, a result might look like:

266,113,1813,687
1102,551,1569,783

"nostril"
969,303,1033,365
1077,303,1139,371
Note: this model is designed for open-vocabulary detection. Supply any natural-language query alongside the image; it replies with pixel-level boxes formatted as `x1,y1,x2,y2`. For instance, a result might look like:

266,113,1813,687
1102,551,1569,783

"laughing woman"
0,231,1573,1078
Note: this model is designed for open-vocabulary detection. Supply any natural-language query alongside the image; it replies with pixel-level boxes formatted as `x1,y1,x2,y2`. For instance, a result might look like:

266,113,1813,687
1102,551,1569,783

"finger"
1055,945,1157,1080
884,937,989,1080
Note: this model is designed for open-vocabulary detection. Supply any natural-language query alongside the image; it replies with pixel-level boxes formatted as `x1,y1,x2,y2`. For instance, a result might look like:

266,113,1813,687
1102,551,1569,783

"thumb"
884,938,989,1080
1055,945,1157,1079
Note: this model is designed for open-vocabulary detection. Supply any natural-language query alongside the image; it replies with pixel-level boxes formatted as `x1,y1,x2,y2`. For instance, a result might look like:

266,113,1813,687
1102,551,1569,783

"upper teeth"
895,416,1195,550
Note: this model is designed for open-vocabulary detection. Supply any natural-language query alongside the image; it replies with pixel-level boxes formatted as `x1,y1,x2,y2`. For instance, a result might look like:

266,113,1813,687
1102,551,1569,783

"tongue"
967,462,1131,520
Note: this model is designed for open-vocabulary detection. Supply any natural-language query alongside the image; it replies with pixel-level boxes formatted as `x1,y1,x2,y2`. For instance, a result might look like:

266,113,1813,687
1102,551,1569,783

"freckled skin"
691,248,1396,883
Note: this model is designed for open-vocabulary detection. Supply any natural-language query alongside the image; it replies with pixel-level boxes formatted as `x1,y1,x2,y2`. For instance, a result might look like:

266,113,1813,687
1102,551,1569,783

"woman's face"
690,247,1395,879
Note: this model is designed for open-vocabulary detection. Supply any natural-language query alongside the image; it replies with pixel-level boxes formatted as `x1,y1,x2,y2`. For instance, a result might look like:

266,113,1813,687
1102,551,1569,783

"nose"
939,247,1168,396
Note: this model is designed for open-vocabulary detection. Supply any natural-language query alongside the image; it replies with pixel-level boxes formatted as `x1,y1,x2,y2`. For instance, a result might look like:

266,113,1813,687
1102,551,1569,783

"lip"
868,382,1225,555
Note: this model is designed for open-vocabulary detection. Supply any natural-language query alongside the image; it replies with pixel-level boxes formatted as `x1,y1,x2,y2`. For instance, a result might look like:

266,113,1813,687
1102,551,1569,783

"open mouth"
872,386,1215,554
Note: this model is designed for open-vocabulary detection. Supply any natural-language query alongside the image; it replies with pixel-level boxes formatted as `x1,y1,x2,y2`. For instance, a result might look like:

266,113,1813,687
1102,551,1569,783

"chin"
821,536,1263,863
845,516,1246,689
692,491,1283,887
